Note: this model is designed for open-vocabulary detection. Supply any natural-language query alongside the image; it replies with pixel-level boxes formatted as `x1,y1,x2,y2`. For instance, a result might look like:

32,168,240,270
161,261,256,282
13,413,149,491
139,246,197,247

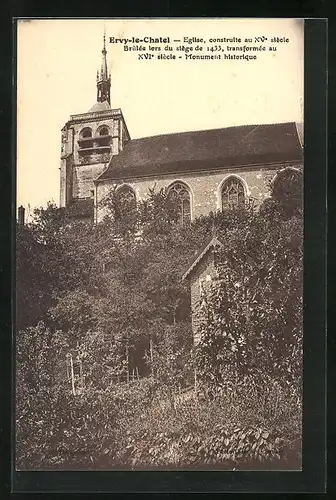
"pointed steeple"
100,32,108,81
96,31,111,105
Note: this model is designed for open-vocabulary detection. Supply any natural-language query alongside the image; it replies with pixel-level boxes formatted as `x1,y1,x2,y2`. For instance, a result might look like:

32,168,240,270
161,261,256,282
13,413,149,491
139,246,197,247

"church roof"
295,122,304,147
182,236,224,281
88,100,111,113
97,122,302,182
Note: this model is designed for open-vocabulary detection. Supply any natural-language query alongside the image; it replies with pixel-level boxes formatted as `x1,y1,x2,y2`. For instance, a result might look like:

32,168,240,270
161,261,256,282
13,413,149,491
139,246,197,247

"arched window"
221,177,245,210
81,127,92,138
270,167,303,215
116,185,136,212
99,126,109,136
271,168,302,200
78,127,93,150
168,182,191,226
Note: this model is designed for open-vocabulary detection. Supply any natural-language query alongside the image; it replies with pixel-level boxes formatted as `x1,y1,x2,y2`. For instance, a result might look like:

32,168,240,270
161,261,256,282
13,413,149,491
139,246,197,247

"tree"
195,208,303,392
260,167,303,220
16,203,104,331
16,222,53,330
16,183,304,469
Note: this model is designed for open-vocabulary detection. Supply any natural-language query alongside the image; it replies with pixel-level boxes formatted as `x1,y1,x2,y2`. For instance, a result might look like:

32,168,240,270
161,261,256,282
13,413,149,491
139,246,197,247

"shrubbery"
16,372,301,470
15,179,303,470
194,213,303,392
116,377,301,469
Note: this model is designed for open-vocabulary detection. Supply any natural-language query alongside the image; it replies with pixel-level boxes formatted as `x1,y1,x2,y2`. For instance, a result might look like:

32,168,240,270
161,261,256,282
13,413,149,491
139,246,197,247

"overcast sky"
17,18,304,212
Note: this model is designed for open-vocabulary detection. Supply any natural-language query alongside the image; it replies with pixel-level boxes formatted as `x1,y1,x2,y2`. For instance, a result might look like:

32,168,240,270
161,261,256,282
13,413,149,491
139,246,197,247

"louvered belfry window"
221,177,245,209
168,182,191,226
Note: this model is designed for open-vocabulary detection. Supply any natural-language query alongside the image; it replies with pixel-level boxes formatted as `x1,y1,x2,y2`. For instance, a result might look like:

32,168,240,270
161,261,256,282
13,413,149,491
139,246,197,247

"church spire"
96,31,111,105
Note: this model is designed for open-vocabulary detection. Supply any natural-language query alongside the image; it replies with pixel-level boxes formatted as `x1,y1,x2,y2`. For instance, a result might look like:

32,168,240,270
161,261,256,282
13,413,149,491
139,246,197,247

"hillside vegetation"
16,176,303,469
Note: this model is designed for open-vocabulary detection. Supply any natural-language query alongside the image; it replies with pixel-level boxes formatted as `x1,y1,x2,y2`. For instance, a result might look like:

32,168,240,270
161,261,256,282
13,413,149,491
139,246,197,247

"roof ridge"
182,236,224,281
129,121,296,143
96,121,301,182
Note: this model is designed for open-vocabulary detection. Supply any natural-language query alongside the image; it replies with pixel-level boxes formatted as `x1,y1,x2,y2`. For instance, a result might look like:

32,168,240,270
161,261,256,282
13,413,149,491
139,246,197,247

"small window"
99,126,109,136
199,278,207,308
168,182,191,226
116,185,137,212
81,127,92,138
221,177,245,210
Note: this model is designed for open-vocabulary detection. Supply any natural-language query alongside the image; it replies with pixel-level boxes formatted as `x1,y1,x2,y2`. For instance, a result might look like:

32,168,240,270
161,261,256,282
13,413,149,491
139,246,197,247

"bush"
114,375,301,469
194,214,303,392
16,189,303,470
16,369,301,470
16,387,119,469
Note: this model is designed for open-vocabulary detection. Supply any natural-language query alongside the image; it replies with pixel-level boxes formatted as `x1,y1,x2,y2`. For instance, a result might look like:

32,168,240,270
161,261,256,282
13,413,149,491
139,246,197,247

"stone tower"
60,34,130,220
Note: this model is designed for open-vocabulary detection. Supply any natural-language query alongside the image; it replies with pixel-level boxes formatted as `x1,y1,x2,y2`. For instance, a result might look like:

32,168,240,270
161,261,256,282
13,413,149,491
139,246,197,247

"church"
59,36,303,341
60,36,303,226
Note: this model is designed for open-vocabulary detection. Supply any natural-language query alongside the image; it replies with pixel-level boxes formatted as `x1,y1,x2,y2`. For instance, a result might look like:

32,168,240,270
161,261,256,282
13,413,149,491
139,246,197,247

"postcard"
15,18,306,476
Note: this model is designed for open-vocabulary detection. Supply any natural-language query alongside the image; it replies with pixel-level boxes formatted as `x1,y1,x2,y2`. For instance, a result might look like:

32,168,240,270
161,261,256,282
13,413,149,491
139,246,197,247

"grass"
16,376,302,470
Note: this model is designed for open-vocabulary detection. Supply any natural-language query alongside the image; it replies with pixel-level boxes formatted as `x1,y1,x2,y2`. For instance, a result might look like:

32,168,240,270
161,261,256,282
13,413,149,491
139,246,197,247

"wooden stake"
136,366,140,380
69,353,76,396
79,358,83,392
126,341,130,384
149,337,154,377
66,355,70,381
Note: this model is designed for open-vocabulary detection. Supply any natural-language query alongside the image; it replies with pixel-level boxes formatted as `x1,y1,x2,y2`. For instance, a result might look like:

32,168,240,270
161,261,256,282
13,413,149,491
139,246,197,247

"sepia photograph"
15,18,304,471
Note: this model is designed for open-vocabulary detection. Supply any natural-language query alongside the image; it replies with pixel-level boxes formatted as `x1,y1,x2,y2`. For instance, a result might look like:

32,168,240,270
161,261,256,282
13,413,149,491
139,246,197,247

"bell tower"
59,33,130,220
96,33,111,105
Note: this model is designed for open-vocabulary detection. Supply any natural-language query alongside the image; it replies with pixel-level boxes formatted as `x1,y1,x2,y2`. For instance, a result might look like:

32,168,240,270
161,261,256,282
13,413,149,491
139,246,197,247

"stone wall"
71,118,119,162
189,252,216,345
60,156,74,206
60,109,130,208
95,162,302,223
72,163,107,199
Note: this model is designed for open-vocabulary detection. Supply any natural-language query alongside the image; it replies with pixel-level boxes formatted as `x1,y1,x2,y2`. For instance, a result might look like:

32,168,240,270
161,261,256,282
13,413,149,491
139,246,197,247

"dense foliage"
16,176,303,470
194,213,303,392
